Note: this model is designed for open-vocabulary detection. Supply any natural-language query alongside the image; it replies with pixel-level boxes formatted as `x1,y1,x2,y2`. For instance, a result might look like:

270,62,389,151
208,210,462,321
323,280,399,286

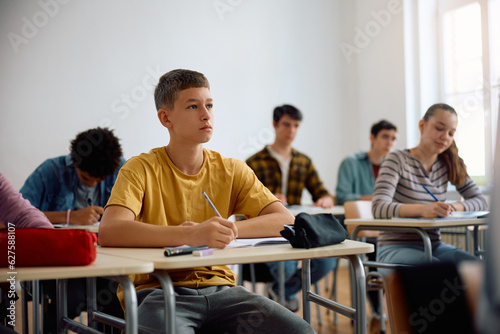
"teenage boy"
98,69,315,333
19,127,125,333
246,104,336,312
335,119,397,321
246,104,334,208
335,119,397,205
20,127,125,225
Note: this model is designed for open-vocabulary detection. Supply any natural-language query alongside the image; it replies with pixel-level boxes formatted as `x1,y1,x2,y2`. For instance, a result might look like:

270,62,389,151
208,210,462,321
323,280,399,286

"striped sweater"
372,149,487,246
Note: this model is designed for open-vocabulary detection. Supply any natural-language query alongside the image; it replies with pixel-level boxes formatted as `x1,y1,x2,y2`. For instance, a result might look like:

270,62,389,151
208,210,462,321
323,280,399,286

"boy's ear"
369,133,375,144
157,108,171,128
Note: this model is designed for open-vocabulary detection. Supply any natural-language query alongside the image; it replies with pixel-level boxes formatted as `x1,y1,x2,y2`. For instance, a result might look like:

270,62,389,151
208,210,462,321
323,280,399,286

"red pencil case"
0,228,97,267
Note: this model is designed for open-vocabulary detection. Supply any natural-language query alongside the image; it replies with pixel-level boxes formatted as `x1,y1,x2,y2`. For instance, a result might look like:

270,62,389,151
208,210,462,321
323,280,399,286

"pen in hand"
423,185,455,214
423,185,440,202
202,191,237,242
202,191,222,217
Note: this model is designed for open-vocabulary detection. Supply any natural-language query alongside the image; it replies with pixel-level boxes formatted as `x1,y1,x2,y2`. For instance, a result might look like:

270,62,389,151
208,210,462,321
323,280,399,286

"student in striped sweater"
372,103,487,266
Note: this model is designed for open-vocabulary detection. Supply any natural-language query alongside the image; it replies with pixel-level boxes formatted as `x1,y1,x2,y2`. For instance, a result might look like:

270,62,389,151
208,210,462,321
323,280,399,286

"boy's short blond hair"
154,69,210,111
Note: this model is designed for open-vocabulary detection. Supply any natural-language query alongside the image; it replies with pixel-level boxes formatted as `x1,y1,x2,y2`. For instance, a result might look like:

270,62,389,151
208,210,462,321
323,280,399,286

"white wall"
0,0,408,200
349,0,407,150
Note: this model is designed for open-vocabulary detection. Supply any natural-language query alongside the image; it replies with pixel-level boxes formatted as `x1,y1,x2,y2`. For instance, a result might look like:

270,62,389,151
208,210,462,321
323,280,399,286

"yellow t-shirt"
106,147,278,304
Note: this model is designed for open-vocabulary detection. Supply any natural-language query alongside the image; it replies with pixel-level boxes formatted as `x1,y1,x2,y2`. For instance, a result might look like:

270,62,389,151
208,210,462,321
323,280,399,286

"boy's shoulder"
245,147,270,164
122,147,165,169
204,148,246,168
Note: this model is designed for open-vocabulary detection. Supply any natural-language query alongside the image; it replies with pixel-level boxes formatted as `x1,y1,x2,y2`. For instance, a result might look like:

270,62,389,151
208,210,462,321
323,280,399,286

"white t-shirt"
267,145,291,197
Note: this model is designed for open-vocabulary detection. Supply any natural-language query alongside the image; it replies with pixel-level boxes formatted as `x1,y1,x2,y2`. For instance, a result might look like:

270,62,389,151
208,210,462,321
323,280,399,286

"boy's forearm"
236,211,294,238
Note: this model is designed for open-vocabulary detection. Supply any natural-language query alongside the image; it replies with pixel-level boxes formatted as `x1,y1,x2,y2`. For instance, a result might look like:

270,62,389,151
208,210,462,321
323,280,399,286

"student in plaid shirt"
246,104,336,311
246,105,333,207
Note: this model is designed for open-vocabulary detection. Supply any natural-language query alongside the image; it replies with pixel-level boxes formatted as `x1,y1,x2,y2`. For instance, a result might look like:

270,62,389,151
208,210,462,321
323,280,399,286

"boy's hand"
181,217,238,248
314,195,334,208
71,206,104,225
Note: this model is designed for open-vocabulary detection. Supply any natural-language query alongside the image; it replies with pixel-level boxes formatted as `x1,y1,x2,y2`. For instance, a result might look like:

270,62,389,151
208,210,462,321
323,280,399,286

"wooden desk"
0,253,154,334
54,223,100,233
287,205,345,216
345,218,487,261
98,239,373,334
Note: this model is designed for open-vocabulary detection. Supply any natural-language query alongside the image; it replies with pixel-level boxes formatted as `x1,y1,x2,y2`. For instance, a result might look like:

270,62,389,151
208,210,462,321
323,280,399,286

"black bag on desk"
280,212,349,249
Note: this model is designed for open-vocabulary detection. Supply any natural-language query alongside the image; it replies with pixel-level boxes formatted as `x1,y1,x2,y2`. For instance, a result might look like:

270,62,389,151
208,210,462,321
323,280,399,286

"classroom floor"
13,263,390,333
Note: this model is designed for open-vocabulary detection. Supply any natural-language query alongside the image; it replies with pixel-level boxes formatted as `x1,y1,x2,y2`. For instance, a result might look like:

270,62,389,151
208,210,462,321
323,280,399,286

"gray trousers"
137,285,316,334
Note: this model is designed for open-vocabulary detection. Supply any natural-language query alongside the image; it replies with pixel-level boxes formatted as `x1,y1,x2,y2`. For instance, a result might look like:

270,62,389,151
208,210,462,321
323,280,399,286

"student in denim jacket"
19,127,125,333
20,127,125,226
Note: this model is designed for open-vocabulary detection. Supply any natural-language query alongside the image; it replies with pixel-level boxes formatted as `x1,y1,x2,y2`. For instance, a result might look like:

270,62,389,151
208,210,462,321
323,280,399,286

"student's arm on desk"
98,205,238,248
44,206,104,225
398,202,457,218
235,201,294,238
314,195,334,208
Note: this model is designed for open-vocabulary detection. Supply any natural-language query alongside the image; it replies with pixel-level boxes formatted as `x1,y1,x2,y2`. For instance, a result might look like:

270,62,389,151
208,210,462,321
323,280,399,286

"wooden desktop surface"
0,253,153,282
54,223,100,233
344,218,487,228
287,205,345,216
97,239,372,270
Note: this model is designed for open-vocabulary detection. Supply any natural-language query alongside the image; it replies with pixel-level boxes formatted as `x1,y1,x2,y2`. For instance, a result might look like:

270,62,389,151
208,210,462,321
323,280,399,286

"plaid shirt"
246,147,330,205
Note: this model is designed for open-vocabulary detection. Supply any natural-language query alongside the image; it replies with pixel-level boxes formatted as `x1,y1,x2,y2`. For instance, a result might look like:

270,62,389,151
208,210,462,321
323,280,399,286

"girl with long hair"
372,103,487,265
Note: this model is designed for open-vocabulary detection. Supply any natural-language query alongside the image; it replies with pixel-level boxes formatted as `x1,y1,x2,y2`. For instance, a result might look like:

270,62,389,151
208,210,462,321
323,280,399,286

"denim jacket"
20,155,125,211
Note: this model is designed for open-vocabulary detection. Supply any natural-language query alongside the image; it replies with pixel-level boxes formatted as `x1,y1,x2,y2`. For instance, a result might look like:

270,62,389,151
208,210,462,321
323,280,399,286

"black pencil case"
280,212,349,249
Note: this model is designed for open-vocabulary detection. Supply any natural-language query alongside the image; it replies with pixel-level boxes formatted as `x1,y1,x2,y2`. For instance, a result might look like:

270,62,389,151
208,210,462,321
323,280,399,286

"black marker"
164,245,209,257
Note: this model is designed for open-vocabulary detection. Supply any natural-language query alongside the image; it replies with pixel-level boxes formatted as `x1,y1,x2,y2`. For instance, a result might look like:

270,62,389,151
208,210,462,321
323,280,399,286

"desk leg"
354,226,433,262
278,261,285,306
348,254,367,334
152,270,176,334
86,277,97,330
21,284,28,334
414,228,433,262
56,279,68,334
31,280,40,334
301,259,311,324
116,276,138,334
473,226,480,257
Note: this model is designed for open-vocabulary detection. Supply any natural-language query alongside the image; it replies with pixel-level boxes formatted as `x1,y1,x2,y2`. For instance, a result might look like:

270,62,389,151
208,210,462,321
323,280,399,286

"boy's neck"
165,143,205,175
366,148,385,166
269,142,292,159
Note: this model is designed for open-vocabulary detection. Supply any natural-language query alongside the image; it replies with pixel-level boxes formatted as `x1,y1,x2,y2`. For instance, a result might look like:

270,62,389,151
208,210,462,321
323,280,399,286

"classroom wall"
0,0,408,200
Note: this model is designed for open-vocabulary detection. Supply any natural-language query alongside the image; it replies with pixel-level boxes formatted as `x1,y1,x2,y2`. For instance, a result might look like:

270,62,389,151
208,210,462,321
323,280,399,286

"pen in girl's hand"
423,185,454,213
423,185,440,202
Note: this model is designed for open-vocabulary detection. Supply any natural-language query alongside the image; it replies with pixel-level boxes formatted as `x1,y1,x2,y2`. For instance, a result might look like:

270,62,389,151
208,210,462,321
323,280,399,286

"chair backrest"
344,200,373,219
384,262,475,334
383,271,412,334
343,201,377,237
